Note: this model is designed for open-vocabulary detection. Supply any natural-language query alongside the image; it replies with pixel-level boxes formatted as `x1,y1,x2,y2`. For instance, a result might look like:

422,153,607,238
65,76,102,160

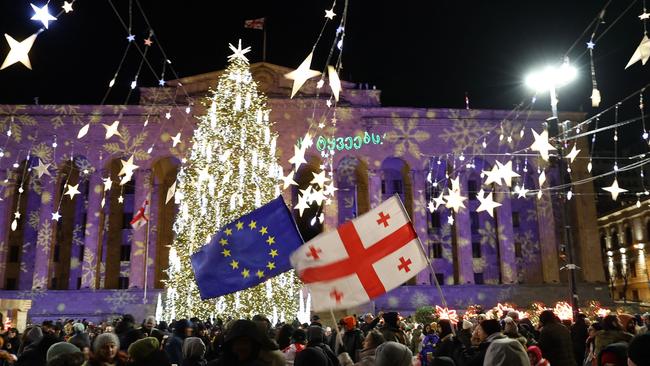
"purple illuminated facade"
0,63,609,322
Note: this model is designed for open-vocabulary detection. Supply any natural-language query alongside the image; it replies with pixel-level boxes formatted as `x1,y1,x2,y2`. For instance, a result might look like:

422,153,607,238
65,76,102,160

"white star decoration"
514,185,529,199
118,155,139,177
62,1,74,13
311,171,330,188
102,120,121,139
476,189,502,217
171,132,182,147
65,184,81,199
285,52,321,98
280,171,298,190
33,159,51,178
433,192,446,209
626,34,650,69
51,211,61,221
30,3,57,29
102,177,112,192
443,177,467,212
530,129,556,161
288,144,307,170
327,66,342,101
640,12,650,20
323,182,338,196
324,8,336,19
565,144,581,163
228,39,251,63
495,161,520,187
294,193,310,217
602,178,627,201
1,33,38,70
482,165,502,186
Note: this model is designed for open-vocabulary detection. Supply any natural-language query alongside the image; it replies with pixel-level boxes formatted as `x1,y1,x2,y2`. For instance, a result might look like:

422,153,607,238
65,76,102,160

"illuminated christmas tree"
164,41,301,321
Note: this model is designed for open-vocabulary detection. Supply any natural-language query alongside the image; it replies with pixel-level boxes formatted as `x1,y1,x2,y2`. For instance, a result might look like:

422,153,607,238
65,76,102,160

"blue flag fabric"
191,196,304,300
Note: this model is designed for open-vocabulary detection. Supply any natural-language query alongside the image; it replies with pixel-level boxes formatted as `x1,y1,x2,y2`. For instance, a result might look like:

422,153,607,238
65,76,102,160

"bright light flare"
525,63,577,92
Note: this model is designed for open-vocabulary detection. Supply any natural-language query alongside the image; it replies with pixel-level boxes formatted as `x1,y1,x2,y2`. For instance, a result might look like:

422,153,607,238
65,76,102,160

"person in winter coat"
182,337,208,366
16,326,60,366
597,341,628,366
165,318,191,365
283,328,307,365
85,333,129,366
627,333,650,366
484,337,530,366
127,337,171,366
419,328,439,365
374,341,412,366
275,324,294,351
68,323,91,360
379,312,407,345
45,342,80,364
349,330,384,366
4,328,20,356
209,319,267,366
593,315,634,357
339,316,364,362
409,324,423,355
538,310,576,366
527,345,550,366
504,317,528,348
570,314,589,366
458,318,504,366
138,316,165,344
114,314,140,352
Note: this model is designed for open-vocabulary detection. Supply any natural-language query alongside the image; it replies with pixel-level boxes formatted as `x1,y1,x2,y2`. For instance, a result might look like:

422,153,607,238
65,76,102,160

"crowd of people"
0,309,648,366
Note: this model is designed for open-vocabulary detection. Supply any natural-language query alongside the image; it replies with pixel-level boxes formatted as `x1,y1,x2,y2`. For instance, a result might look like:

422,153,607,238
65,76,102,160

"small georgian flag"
130,198,150,230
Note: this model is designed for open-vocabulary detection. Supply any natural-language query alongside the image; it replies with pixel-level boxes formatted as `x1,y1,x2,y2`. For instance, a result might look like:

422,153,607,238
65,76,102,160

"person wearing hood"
86,333,128,366
538,310,576,366
484,337,529,366
165,319,191,365
182,337,207,366
114,315,140,352
127,337,170,366
374,341,412,366
527,345,550,366
209,319,265,366
593,315,634,357
379,312,407,345
295,325,339,366
4,328,21,356
17,325,42,356
16,325,60,366
339,316,364,362
45,342,80,365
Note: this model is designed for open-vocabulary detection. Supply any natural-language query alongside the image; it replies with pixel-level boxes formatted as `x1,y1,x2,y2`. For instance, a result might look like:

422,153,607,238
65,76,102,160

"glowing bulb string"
614,103,619,176
10,148,32,231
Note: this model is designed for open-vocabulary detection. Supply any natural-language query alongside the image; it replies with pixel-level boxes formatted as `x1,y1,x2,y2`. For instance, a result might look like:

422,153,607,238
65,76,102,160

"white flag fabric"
291,195,427,311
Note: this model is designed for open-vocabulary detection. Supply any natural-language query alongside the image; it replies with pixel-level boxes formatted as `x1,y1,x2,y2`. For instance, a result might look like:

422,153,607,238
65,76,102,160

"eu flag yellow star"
241,268,250,278
266,261,276,270
266,236,275,245
269,249,278,258
219,238,228,246
222,249,231,257
248,220,257,229
224,228,233,236
236,221,244,230
256,270,265,279
230,260,239,269
259,226,268,235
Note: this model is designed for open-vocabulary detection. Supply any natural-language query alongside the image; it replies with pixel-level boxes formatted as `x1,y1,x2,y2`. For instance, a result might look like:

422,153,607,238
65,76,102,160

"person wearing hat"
457,318,505,366
339,316,364,362
165,319,191,365
86,333,128,366
283,329,307,365
68,323,90,361
127,337,170,366
46,342,80,364
484,337,530,366
182,337,207,366
210,319,264,366
379,312,407,345
374,341,412,366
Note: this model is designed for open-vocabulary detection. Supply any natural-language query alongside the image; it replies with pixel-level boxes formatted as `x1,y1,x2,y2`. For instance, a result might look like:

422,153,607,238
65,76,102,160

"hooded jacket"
375,341,412,366
484,338,529,366
182,337,207,366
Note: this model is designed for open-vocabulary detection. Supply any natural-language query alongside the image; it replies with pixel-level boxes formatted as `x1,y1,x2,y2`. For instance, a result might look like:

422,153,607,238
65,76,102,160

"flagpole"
143,207,150,304
262,22,267,62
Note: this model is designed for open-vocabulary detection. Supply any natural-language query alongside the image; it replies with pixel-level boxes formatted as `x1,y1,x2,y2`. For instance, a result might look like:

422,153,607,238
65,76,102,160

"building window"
429,211,441,233
122,212,134,229
631,261,637,278
611,231,620,249
76,277,82,289
51,277,58,289
474,273,484,284
118,277,129,289
472,242,482,258
470,212,479,234
392,180,403,194
625,227,633,246
381,180,386,195
53,245,60,263
512,212,520,228
431,242,442,258
633,290,640,301
120,245,131,262
434,273,445,286
79,245,85,261
515,242,522,258
8,246,19,263
468,180,478,200
5,278,16,290
618,291,625,300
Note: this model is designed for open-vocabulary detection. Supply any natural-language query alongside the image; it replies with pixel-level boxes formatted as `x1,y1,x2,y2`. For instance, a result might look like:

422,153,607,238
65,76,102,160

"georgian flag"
130,198,150,230
290,195,427,311
244,18,265,30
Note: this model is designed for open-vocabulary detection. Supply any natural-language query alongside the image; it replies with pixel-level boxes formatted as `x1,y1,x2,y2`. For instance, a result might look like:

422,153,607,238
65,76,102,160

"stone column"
146,179,160,289
368,169,382,208
536,190,560,283
32,175,57,290
453,173,474,284
411,169,430,284
81,172,105,289
68,179,88,289
129,169,152,289
495,187,517,284
0,174,15,287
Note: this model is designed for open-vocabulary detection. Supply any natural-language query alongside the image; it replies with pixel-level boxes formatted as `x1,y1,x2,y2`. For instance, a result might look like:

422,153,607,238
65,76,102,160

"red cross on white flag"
290,195,427,311
130,198,150,230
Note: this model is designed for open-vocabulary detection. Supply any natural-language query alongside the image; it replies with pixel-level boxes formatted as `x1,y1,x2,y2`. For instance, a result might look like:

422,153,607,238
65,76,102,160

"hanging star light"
447,215,454,225
118,155,139,177
538,171,546,187
565,144,581,163
602,178,627,201
228,39,251,63
62,1,73,13
118,195,124,203
166,181,176,204
280,171,298,190
443,177,467,212
529,129,556,161
427,201,435,213
626,34,650,69
102,120,121,139
127,34,135,42
495,160,520,187
327,66,342,101
171,132,182,147
102,177,112,191
1,33,37,70
482,164,502,186
476,189,502,217
14,211,21,219
309,188,326,206
310,170,330,188
323,182,338,196
288,144,307,170
433,192,446,208
641,12,650,20
294,193,310,217
51,211,61,221
284,52,321,98
77,123,90,139
324,8,336,19
33,159,51,178
30,3,57,29
515,185,530,199
65,183,81,199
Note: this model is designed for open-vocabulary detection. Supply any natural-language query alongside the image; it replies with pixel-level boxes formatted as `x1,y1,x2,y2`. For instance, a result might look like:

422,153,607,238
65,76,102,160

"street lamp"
525,57,580,318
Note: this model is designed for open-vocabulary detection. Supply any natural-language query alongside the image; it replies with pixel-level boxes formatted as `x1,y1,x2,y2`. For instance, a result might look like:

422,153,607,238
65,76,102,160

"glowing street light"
525,57,577,119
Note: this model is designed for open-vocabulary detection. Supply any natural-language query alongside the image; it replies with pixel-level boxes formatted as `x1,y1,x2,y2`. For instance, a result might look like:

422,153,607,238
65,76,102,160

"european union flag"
191,196,304,300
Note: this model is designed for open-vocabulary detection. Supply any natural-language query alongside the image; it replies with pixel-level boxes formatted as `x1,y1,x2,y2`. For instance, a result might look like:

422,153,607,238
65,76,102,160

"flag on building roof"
290,195,427,311
244,18,265,30
191,196,303,299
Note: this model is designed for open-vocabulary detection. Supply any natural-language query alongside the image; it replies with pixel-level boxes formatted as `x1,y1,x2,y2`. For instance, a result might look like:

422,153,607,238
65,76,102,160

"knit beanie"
479,319,501,336
46,342,80,363
93,332,120,353
128,337,159,362
72,322,85,334
342,316,356,331
375,341,413,366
